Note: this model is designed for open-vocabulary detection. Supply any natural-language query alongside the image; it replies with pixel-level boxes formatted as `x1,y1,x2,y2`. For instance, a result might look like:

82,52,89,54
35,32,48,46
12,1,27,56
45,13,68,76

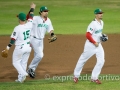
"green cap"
94,8,103,14
18,13,26,21
40,6,49,12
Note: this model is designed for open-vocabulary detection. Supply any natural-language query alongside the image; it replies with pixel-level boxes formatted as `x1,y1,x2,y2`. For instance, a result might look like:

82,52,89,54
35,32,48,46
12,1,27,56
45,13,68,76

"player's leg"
91,43,105,80
12,46,28,82
28,37,44,71
74,41,96,78
27,37,44,78
74,50,95,78
21,45,31,72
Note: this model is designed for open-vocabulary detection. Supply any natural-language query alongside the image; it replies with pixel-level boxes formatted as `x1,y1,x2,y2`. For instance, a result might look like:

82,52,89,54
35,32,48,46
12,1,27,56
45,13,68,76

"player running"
1,3,36,83
27,6,57,78
73,8,105,84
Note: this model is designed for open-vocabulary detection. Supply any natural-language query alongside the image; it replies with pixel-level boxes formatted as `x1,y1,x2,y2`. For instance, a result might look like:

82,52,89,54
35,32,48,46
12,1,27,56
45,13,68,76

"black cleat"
27,68,35,78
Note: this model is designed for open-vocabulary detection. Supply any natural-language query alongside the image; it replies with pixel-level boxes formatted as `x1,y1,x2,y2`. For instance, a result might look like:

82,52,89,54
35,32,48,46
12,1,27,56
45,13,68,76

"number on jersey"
23,30,30,40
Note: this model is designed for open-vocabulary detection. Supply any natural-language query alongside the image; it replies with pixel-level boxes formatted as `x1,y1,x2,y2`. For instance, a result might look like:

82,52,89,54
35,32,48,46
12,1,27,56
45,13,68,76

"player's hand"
30,2,36,9
94,42,99,47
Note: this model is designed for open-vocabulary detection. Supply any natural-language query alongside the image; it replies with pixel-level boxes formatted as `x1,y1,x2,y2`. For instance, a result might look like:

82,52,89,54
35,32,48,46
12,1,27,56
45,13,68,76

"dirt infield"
0,34,120,82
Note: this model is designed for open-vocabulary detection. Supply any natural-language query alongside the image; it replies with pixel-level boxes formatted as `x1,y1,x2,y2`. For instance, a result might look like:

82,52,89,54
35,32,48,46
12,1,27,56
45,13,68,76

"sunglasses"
43,10,48,12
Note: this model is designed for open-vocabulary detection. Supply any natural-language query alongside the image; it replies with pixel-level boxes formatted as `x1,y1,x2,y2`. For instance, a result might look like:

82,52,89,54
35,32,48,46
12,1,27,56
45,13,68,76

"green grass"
0,0,120,35
0,74,120,90
0,0,120,90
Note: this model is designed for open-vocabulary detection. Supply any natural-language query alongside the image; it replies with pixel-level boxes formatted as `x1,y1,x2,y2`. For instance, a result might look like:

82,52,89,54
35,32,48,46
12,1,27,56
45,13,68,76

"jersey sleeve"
47,19,54,33
26,19,33,29
32,16,37,24
87,21,95,34
86,32,96,44
11,26,19,40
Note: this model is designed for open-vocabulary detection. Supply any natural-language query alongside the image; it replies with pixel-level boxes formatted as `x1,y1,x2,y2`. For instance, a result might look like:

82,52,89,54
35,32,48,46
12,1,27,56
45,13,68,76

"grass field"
0,74,120,90
0,0,120,35
0,0,120,90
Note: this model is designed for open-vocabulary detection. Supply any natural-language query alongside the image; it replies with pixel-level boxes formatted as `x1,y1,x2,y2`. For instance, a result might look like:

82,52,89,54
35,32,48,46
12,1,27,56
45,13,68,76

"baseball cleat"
15,76,26,83
27,68,35,78
15,79,22,83
91,79,101,84
73,77,78,83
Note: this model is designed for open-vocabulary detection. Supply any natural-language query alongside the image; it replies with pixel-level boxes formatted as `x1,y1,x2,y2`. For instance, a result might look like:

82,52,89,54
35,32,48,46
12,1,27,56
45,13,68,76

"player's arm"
86,23,99,47
26,2,36,20
86,32,96,44
47,19,57,43
5,30,17,50
48,20,56,37
1,26,18,58
86,32,99,47
6,38,15,50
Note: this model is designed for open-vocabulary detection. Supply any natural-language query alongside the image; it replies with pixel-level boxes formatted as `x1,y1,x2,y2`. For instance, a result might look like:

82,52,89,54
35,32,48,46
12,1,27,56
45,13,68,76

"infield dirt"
0,34,119,82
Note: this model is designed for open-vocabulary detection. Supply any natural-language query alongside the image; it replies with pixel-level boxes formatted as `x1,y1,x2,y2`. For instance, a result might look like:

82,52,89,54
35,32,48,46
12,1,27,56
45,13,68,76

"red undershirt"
86,32,96,44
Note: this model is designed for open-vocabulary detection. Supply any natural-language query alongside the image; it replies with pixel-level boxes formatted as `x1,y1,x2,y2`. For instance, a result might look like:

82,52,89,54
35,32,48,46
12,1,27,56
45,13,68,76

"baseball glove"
48,35,57,43
1,48,9,58
100,33,108,42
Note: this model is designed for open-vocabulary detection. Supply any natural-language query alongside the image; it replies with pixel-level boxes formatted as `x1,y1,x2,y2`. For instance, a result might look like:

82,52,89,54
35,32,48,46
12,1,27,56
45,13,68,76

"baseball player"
73,8,105,84
1,3,36,83
27,6,57,78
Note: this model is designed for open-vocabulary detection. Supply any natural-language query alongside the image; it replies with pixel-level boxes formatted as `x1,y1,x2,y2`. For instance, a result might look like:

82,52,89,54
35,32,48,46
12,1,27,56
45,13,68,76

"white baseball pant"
74,40,105,80
13,44,31,77
28,36,44,71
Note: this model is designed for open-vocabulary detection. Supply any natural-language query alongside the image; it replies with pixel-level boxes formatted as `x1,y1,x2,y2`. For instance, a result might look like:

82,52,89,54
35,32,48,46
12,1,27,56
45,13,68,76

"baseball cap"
94,8,103,14
40,6,49,12
17,13,26,21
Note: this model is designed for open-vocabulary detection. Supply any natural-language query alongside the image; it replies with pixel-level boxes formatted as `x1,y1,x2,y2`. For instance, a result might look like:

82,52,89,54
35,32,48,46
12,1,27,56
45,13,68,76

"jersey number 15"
23,30,30,40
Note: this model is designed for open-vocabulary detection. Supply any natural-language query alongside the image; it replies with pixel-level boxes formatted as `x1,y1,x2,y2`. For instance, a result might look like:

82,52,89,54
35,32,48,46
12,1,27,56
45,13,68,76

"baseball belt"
30,35,42,40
